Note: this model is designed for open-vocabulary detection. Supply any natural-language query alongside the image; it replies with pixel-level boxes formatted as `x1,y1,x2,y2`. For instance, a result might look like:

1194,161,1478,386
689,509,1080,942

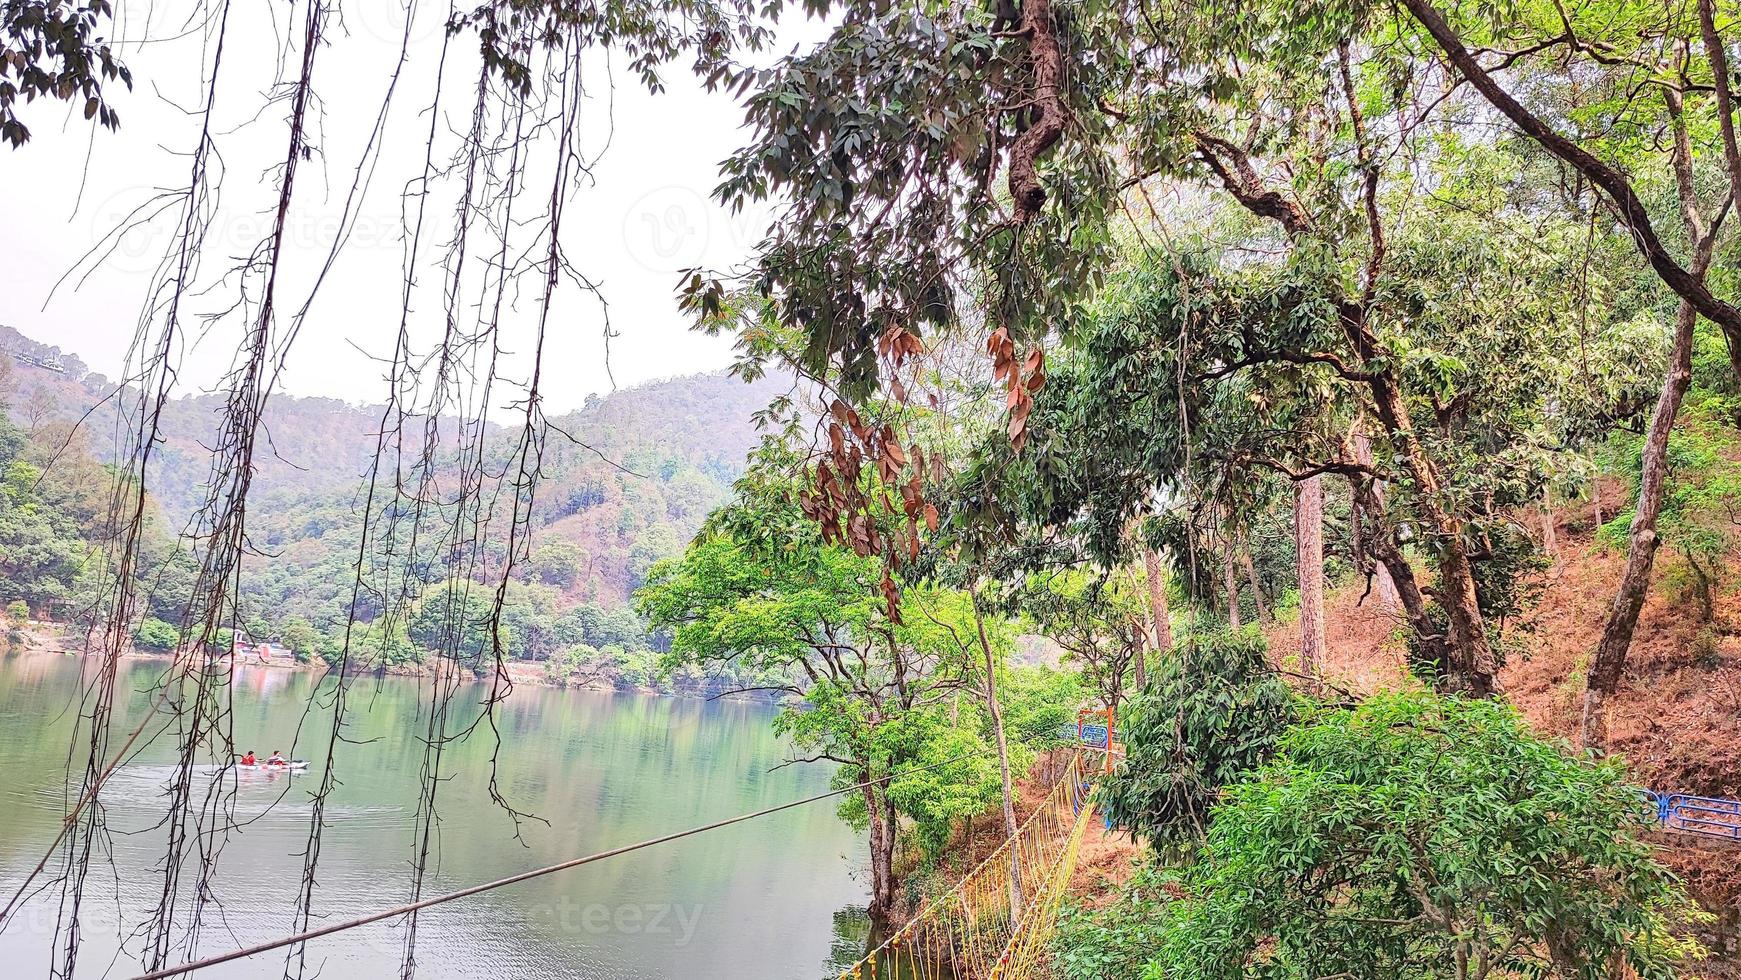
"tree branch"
1399,0,1741,347
1007,0,1067,223
1192,130,1315,237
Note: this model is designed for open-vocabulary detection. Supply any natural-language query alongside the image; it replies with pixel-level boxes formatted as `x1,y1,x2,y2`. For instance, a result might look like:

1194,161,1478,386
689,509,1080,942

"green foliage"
1019,569,1148,712
997,664,1086,748
641,528,881,680
879,709,1010,866
279,617,319,663
1,0,132,147
318,620,420,671
1151,692,1703,980
544,643,601,685
408,584,500,673
499,581,562,661
641,449,1028,899
133,617,178,652
6,598,28,623
1097,626,1295,854
528,538,588,588
695,0,1121,398
969,214,1590,679
617,645,664,688
0,410,99,613
1688,321,1741,423
1598,414,1741,619
1053,864,1176,980
697,0,1690,702
1469,523,1549,631
627,522,683,588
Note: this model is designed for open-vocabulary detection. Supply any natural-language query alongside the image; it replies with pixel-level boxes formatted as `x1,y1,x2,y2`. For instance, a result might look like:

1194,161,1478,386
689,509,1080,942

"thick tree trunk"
1374,562,1401,614
1350,476,1452,673
1241,539,1272,623
1377,546,1435,650
1221,531,1243,629
1433,544,1497,696
1582,90,1714,750
1541,486,1557,557
1143,548,1172,657
1363,378,1498,695
1008,0,1065,223
1584,303,1695,747
1295,476,1326,681
863,780,897,920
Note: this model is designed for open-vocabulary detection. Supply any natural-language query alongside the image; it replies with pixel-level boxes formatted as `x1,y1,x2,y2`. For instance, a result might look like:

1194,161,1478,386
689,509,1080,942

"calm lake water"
0,652,873,979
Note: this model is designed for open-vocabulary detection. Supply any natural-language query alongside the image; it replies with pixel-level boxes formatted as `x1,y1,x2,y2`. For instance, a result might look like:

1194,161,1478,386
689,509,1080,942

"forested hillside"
10,0,1741,975
0,323,784,688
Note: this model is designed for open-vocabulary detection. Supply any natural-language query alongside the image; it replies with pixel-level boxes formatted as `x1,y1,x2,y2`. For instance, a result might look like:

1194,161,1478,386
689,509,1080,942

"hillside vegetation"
0,323,785,691
11,0,1741,975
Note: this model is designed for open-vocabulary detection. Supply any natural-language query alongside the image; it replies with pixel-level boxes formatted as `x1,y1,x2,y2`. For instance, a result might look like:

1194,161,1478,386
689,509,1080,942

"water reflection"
0,651,875,979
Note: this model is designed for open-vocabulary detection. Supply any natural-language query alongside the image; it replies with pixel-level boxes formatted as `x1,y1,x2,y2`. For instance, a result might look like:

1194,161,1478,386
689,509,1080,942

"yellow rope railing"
837,750,1096,980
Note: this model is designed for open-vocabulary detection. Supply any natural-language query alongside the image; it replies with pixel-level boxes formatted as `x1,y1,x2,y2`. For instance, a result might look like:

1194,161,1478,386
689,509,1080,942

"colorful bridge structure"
834,746,1107,980
832,710,1739,980
831,713,1122,980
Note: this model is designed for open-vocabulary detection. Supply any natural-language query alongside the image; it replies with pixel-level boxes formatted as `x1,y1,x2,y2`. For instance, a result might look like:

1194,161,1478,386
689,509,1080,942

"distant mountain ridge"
1,322,782,608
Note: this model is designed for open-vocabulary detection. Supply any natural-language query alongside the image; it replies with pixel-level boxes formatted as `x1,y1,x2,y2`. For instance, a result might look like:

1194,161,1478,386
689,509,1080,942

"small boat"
236,760,309,772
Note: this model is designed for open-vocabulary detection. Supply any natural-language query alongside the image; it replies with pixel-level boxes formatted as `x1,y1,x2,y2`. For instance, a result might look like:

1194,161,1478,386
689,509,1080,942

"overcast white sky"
0,2,820,413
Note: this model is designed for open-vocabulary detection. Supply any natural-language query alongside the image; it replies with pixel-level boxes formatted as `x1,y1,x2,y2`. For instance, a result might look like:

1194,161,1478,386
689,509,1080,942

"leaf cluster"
1097,625,1296,856
1151,692,1704,980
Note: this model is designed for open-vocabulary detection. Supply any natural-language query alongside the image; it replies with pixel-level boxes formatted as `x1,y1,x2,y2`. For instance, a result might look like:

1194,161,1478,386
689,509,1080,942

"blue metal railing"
1074,723,1110,748
1062,725,1112,828
1647,792,1741,841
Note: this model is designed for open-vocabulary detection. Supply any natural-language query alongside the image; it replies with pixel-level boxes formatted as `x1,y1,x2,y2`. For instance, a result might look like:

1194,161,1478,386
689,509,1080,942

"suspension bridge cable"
125,752,979,980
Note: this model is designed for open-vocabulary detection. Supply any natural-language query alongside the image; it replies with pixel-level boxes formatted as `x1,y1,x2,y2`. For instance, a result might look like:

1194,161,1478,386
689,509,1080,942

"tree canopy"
1152,692,1702,980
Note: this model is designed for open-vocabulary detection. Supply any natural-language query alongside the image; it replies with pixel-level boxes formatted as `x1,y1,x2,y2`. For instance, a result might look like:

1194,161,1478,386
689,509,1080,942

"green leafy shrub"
545,643,601,685
1150,692,1703,980
1597,422,1741,624
133,617,179,652
1053,864,1176,980
1691,627,1721,670
1096,626,1295,854
315,622,421,671
881,713,1008,867
278,617,319,663
1469,523,1547,630
999,664,1086,749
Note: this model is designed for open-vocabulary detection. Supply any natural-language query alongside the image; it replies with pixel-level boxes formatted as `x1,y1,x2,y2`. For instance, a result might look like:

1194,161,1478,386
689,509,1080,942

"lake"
0,651,872,979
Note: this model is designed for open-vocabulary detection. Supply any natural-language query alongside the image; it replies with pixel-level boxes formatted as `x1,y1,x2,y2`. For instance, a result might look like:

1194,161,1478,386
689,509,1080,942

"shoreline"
4,622,778,704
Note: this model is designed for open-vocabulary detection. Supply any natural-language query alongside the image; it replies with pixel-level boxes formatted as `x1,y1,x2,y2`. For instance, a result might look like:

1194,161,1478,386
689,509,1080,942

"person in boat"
267,750,286,767
240,750,256,766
